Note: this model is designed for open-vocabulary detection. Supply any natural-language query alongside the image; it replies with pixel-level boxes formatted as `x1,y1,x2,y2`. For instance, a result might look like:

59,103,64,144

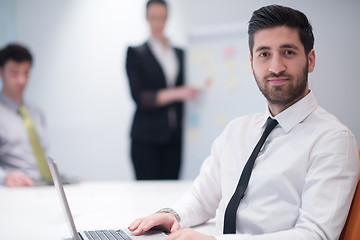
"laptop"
48,157,167,240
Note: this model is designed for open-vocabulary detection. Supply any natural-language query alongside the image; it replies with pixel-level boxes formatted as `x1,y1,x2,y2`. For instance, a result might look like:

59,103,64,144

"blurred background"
0,0,359,181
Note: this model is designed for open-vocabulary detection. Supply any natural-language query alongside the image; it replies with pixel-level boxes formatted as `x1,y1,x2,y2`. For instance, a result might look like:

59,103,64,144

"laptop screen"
48,157,81,240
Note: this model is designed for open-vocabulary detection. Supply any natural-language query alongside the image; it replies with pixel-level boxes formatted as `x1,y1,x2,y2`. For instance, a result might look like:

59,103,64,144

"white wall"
0,0,15,46
14,0,186,180
10,0,360,180
0,0,16,90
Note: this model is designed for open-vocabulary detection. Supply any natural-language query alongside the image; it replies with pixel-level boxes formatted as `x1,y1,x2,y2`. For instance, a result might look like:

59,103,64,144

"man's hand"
128,212,180,236
166,228,216,240
4,171,34,187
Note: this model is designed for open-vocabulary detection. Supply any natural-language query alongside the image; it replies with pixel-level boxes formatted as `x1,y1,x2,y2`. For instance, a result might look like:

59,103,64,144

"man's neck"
1,90,23,105
268,89,311,116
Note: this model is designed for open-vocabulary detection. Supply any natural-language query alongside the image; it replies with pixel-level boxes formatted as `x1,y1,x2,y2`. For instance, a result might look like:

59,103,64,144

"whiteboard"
181,23,266,179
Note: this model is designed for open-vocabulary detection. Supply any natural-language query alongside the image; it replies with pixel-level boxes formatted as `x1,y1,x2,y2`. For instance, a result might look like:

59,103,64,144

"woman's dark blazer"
126,42,184,144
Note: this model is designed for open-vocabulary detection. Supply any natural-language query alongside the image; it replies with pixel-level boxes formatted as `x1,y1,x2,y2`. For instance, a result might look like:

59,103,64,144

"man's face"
250,26,315,110
146,3,168,38
0,60,31,102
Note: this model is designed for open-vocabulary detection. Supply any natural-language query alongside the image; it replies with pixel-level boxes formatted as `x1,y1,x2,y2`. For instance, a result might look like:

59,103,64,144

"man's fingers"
133,220,152,235
5,175,23,187
129,213,178,236
5,171,34,187
170,221,180,233
128,218,142,231
22,175,34,186
5,178,17,187
166,228,182,240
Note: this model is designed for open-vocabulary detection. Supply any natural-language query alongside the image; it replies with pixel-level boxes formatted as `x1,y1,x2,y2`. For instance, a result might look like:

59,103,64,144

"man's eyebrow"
255,46,270,53
280,44,299,50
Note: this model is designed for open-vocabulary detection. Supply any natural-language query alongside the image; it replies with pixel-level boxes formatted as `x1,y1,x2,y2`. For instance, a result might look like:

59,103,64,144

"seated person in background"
127,5,359,240
0,43,52,187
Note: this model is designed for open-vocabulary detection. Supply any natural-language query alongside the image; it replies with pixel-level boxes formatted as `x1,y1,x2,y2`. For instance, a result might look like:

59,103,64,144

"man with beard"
126,5,359,240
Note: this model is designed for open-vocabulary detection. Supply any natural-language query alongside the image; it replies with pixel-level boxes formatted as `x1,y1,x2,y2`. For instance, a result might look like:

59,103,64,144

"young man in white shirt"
127,5,359,240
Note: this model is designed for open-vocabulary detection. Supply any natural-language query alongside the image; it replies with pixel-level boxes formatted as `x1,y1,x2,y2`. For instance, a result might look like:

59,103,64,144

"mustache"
265,72,290,78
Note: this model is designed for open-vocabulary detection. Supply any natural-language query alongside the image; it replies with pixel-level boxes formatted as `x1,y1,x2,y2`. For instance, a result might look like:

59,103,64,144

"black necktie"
223,117,278,234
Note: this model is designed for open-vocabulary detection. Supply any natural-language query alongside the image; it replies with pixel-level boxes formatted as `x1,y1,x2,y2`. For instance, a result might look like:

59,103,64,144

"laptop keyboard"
83,229,132,240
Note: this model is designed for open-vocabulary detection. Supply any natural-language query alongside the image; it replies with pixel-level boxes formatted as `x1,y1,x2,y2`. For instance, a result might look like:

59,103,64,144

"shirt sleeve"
213,130,359,240
171,132,225,228
125,46,159,109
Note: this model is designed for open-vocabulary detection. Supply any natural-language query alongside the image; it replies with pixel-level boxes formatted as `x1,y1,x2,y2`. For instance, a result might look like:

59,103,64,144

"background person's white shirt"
172,91,359,240
148,36,180,129
148,36,179,88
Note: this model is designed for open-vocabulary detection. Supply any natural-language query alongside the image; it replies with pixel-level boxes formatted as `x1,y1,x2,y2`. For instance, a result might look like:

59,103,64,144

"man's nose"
268,55,286,74
17,74,28,85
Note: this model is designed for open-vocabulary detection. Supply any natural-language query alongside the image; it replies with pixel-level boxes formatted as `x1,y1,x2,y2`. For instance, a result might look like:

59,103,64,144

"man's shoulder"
311,106,352,133
0,99,6,109
0,99,13,117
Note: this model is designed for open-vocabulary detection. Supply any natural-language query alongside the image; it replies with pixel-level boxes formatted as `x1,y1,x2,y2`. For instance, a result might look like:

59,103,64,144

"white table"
0,181,216,240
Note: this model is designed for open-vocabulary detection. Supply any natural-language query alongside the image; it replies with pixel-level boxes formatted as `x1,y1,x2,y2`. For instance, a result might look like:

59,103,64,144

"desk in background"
0,180,215,240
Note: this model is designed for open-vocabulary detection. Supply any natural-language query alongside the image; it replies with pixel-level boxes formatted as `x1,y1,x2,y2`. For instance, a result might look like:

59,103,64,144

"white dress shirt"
148,36,179,88
172,91,359,240
148,36,180,129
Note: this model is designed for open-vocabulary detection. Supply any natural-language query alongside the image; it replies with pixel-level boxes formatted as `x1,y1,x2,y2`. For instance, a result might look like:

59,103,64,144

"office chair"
339,149,360,240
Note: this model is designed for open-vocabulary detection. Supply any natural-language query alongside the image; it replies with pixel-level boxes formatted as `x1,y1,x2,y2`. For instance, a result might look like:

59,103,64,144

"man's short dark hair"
0,43,33,67
248,5,314,56
146,0,167,10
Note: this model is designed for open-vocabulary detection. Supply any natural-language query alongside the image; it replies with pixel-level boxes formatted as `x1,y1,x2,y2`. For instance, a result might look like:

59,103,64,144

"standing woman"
126,0,197,180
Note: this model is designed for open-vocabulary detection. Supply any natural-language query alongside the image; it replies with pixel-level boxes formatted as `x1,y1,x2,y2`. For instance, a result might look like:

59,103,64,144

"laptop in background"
47,157,167,240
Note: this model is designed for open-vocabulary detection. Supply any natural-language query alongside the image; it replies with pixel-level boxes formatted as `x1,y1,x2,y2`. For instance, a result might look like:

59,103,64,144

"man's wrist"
156,208,181,222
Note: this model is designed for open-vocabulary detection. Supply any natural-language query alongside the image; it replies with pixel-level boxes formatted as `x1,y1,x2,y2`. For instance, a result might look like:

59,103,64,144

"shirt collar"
264,91,318,133
0,93,22,111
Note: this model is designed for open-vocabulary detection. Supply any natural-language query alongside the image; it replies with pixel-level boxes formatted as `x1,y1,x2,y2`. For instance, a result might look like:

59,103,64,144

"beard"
253,62,309,107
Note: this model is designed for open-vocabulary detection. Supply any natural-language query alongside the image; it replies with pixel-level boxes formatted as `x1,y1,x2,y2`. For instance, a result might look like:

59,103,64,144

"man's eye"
259,52,268,57
284,50,295,55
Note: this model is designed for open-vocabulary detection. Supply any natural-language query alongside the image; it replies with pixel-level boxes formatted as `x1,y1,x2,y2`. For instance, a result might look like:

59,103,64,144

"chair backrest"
339,149,360,240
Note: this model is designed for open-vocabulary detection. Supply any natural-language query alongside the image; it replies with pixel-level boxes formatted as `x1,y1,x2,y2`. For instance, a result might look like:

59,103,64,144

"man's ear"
249,53,254,76
307,49,315,73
